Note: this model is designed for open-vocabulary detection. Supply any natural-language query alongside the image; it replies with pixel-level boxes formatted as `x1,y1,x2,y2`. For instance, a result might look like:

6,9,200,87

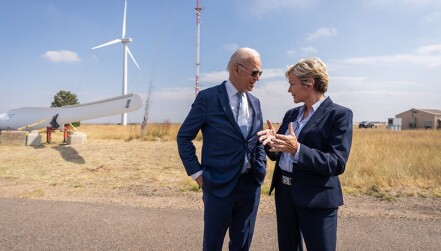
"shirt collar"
225,79,240,98
299,96,327,116
312,96,327,111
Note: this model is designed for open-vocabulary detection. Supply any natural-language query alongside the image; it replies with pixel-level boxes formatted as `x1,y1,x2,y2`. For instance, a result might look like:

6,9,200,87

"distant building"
387,118,402,131
395,108,441,130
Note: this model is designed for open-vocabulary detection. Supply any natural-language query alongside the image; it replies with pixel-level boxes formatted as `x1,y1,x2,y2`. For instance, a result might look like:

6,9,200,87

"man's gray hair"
227,48,260,72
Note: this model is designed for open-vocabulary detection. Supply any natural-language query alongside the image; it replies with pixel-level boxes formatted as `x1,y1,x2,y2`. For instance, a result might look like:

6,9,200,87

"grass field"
59,123,441,197
1,123,440,202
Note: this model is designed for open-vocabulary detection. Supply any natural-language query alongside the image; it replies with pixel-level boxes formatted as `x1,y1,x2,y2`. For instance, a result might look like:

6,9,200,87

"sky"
1,0,441,124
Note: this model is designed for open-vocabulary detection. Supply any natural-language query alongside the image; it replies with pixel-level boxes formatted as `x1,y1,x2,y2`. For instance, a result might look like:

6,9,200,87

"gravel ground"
1,196,440,251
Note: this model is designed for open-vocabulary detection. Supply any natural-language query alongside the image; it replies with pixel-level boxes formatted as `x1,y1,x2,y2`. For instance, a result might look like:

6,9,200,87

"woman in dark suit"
258,58,353,251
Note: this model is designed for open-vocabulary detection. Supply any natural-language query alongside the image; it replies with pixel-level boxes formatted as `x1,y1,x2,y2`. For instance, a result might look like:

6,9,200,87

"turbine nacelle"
121,38,133,44
90,0,139,126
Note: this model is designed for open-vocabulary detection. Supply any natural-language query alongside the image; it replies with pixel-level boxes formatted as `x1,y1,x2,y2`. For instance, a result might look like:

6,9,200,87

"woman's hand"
257,120,276,145
268,122,299,154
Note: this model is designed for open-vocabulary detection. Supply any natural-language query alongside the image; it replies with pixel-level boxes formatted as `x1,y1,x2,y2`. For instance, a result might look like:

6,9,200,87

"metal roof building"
395,108,441,130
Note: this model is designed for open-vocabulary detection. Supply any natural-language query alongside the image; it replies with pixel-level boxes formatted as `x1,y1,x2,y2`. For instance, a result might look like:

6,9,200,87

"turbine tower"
195,0,202,97
92,0,140,126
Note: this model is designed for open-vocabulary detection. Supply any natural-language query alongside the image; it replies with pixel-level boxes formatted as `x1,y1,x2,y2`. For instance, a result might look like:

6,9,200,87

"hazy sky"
1,0,440,123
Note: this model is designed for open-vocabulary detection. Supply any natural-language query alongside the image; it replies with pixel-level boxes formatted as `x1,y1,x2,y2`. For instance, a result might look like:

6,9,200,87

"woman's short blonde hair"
285,58,329,94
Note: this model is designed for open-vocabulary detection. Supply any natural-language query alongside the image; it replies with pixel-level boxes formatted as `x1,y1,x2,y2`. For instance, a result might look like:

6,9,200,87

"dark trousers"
275,172,338,251
202,173,260,251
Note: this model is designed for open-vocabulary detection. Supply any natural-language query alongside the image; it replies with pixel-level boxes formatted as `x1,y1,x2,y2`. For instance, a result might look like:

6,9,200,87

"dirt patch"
1,139,440,220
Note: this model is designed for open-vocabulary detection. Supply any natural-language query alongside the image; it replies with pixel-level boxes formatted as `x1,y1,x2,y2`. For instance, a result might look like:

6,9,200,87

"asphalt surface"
1,198,440,251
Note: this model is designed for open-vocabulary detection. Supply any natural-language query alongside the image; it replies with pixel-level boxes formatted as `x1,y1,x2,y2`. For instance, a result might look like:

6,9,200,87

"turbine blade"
122,0,127,38
127,47,140,70
91,39,122,50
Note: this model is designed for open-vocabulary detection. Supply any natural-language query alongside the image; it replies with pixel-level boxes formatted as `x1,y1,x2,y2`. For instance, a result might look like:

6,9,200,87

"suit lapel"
298,97,333,142
217,82,243,136
278,108,299,135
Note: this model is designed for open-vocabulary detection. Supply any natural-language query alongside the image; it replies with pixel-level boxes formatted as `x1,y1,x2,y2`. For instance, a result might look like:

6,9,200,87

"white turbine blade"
91,39,122,50
127,47,140,70
122,0,127,38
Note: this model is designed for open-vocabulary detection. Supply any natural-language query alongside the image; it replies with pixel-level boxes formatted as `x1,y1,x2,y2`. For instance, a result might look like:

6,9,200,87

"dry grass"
344,126,441,198
76,122,201,141
0,139,203,209
0,123,440,205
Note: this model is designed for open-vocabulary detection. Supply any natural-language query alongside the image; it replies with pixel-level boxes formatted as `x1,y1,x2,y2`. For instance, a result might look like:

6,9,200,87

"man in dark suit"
258,58,353,251
177,47,266,251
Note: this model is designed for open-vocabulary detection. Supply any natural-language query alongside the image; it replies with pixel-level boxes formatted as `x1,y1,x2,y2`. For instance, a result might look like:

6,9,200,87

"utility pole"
140,82,152,134
195,0,202,97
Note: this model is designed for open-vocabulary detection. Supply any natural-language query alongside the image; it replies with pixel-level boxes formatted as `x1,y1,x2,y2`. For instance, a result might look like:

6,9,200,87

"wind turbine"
92,0,140,126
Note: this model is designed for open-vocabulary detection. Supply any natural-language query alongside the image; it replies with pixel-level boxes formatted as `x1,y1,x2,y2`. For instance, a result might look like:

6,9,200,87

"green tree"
51,90,79,107
51,90,80,127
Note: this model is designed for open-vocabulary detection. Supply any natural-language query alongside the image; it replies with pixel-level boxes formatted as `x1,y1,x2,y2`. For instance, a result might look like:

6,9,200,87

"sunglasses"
237,63,263,78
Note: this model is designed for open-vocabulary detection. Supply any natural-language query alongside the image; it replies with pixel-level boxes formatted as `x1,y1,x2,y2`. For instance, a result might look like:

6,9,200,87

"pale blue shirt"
225,80,253,130
279,97,327,173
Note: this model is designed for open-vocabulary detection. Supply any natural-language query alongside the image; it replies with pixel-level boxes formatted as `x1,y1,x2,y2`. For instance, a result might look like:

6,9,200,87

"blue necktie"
237,92,248,137
237,92,250,173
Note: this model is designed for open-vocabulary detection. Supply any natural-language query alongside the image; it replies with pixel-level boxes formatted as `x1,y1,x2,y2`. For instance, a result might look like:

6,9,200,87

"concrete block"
67,132,87,145
0,131,27,146
26,131,42,146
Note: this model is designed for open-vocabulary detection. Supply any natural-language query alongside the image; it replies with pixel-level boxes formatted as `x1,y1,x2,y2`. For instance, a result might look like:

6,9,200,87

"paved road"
1,198,440,250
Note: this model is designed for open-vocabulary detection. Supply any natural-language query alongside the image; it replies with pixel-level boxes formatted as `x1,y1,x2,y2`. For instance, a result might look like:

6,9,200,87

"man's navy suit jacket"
268,97,353,208
177,82,266,198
